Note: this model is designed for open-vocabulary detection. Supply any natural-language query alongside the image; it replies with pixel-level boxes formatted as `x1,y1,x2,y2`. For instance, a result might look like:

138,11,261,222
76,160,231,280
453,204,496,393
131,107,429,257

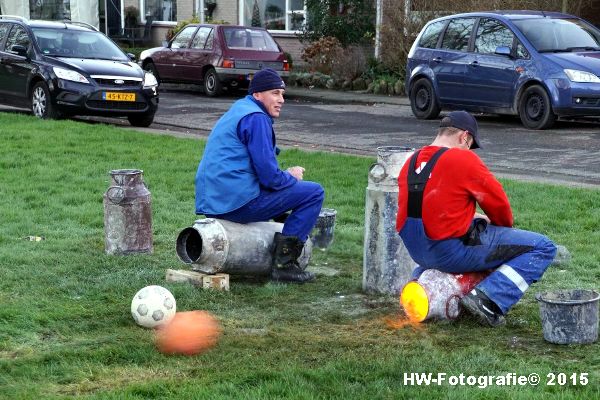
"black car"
0,16,158,127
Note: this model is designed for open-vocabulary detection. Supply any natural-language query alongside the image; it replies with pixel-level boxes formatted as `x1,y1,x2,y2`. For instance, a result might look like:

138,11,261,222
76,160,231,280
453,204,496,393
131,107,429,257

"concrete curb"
284,87,411,107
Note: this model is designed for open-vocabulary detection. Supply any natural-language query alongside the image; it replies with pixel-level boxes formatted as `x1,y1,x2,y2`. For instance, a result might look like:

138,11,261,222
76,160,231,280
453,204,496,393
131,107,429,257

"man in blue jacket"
195,68,325,283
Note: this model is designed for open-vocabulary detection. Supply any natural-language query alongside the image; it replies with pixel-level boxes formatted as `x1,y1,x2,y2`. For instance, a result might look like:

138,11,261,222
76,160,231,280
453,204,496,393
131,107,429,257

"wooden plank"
165,269,207,285
202,273,230,291
165,269,230,291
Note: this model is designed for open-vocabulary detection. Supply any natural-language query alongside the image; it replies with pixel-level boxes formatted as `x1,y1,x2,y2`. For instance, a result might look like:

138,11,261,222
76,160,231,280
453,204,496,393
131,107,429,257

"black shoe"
271,233,315,283
460,288,506,327
271,265,315,283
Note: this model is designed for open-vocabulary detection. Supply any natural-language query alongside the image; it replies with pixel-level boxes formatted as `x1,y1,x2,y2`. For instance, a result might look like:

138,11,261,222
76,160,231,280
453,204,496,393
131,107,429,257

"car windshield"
32,28,129,60
513,18,600,52
223,27,279,51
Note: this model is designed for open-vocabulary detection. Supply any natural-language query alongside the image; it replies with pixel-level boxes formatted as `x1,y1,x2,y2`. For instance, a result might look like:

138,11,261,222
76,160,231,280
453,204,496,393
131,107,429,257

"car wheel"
144,61,160,85
518,85,556,130
128,112,155,127
204,68,222,97
31,82,61,119
409,78,440,119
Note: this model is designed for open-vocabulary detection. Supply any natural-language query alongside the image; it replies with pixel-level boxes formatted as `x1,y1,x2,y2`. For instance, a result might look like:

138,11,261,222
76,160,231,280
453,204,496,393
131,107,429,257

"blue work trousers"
206,181,324,242
400,217,557,314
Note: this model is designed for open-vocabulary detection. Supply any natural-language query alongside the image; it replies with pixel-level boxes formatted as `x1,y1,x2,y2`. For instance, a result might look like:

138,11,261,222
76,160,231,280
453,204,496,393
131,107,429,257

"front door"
0,25,33,102
180,27,213,81
0,22,14,99
155,25,198,81
464,18,519,108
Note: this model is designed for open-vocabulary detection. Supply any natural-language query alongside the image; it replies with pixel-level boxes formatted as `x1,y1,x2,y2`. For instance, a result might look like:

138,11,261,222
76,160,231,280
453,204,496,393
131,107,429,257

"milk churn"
176,218,312,275
400,269,490,322
363,146,414,295
310,208,337,250
103,169,153,254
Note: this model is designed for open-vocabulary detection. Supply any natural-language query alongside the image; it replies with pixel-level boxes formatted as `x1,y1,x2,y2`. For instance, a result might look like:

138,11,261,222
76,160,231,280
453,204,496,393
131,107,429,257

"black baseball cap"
440,111,481,149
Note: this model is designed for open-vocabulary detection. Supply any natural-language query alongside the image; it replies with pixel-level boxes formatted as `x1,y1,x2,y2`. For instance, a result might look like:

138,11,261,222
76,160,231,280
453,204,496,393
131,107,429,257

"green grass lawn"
0,113,598,399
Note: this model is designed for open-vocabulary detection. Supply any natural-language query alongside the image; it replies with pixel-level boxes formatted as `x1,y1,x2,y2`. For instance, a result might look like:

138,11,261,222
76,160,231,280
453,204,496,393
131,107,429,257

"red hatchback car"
139,24,290,96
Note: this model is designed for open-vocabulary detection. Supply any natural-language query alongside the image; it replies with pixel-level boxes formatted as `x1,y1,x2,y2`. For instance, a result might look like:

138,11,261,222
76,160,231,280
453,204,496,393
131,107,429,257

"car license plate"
103,92,136,101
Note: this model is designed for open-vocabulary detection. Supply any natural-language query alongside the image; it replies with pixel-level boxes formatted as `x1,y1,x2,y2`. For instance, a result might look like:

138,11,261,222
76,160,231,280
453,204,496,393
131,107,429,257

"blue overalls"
196,96,324,242
399,148,557,314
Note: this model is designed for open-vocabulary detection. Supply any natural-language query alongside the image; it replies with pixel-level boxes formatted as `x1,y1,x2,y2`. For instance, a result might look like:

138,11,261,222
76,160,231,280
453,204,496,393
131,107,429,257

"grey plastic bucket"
536,289,599,344
310,208,337,250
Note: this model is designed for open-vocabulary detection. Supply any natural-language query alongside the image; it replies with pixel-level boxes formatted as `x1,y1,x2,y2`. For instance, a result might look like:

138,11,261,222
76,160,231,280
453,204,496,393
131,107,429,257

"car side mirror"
11,45,29,58
162,40,169,48
127,52,136,61
494,46,512,57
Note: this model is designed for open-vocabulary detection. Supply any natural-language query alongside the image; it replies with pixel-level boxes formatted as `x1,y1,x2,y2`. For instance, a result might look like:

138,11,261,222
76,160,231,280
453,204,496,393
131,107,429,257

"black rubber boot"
271,232,315,283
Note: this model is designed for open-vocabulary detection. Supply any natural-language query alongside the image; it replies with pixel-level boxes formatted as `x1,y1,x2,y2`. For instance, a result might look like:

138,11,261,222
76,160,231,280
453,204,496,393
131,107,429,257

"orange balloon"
155,311,221,355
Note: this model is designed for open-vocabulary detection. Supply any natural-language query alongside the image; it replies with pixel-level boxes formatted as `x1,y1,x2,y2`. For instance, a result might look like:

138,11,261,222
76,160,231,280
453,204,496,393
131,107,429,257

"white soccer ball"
131,285,176,328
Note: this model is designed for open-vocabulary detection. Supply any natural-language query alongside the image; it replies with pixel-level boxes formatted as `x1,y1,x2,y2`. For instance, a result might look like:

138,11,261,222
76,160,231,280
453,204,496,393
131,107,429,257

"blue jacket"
195,96,295,215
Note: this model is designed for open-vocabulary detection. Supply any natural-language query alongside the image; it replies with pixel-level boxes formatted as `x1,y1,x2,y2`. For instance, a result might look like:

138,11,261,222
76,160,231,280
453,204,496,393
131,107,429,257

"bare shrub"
301,36,343,75
330,45,368,81
301,37,368,81
378,0,436,78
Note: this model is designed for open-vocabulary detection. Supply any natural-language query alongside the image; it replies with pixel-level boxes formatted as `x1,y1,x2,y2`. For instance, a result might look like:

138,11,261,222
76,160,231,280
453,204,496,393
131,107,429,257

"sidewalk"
284,86,411,107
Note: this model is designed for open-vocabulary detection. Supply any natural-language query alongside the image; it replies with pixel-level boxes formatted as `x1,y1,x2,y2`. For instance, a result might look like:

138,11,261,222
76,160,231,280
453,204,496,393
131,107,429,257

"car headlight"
143,72,158,88
53,67,89,83
564,69,600,83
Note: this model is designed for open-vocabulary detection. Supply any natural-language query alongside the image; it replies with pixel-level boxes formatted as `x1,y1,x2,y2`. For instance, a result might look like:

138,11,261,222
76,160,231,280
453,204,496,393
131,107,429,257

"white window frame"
139,0,177,24
28,0,71,20
238,0,306,33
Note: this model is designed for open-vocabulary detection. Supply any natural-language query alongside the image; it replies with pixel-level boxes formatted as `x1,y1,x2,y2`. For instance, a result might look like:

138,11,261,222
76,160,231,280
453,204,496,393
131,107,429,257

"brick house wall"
211,0,238,24
273,34,306,67
177,0,194,21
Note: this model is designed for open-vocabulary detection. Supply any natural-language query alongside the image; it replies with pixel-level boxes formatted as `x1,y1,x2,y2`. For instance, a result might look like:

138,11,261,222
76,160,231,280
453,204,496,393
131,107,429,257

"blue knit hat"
248,68,285,94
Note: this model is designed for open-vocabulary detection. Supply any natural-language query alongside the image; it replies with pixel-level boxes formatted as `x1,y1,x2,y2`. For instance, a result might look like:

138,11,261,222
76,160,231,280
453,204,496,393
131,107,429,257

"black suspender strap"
406,147,449,218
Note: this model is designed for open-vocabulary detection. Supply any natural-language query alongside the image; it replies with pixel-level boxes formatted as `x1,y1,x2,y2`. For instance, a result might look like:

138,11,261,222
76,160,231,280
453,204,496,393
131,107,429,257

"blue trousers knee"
400,217,557,314
206,181,325,242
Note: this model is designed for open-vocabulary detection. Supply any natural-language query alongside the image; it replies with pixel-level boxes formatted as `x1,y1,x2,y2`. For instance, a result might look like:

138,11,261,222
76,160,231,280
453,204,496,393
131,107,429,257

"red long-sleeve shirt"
396,146,513,240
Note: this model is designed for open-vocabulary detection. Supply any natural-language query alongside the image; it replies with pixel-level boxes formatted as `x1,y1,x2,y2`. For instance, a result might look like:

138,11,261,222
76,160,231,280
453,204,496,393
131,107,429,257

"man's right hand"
287,166,305,180
474,212,491,223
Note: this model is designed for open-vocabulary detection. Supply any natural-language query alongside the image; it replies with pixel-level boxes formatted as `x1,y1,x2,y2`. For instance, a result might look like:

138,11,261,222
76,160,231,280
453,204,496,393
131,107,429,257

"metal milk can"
176,218,312,275
400,269,490,322
103,169,153,254
363,146,414,295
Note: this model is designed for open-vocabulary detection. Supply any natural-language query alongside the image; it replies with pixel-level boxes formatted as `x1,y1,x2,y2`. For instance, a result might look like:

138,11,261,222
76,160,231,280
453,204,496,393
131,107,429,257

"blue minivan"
406,10,600,129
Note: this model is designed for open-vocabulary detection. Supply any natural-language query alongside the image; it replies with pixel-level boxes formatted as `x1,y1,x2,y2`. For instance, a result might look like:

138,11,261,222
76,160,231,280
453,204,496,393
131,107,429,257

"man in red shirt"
396,111,556,327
